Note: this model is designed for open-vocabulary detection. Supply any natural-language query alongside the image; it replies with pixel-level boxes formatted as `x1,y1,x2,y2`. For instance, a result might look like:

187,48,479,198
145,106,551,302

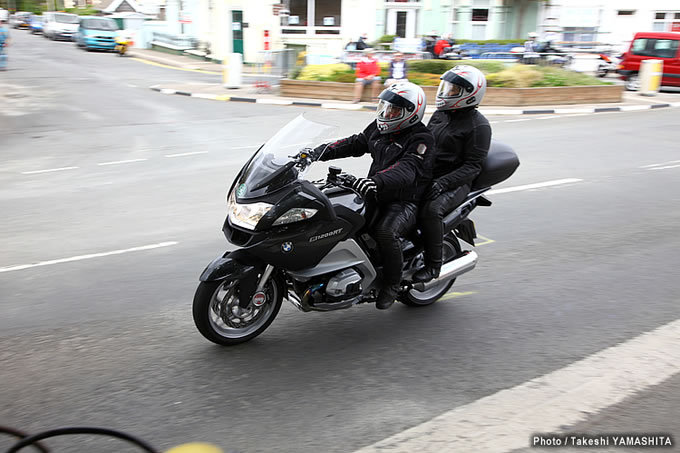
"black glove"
426,180,445,200
311,144,328,161
352,178,377,198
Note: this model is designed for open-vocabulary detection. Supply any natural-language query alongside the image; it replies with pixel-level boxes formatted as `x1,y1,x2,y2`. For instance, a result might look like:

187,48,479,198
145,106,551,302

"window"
286,0,307,26
282,0,341,35
472,8,488,22
315,0,341,27
652,11,680,32
617,10,635,16
631,38,679,58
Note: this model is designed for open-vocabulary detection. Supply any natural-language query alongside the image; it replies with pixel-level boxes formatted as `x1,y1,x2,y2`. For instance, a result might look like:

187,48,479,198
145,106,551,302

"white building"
539,0,680,50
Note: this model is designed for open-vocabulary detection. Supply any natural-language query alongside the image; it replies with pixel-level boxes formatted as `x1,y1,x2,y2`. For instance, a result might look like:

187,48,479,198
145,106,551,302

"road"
1,31,679,453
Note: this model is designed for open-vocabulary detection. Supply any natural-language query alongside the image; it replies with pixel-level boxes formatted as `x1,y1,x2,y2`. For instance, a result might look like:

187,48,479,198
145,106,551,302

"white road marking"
504,118,531,123
256,99,294,105
650,164,680,171
321,103,364,110
164,151,209,158
640,159,680,169
561,113,590,117
22,166,79,175
97,158,148,166
353,318,680,453
536,115,559,120
0,242,179,273
487,178,583,195
231,145,259,150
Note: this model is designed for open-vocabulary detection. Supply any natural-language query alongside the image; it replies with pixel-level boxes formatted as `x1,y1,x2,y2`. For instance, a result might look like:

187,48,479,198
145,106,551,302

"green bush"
378,34,397,43
531,66,611,87
297,63,353,81
406,59,506,75
294,61,611,88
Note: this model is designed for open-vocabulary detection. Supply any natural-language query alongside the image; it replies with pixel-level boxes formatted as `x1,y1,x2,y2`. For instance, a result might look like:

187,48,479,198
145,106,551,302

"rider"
413,65,491,283
313,81,433,309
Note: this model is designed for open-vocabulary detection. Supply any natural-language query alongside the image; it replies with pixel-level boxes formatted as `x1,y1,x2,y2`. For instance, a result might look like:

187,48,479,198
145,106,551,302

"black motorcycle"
193,115,519,345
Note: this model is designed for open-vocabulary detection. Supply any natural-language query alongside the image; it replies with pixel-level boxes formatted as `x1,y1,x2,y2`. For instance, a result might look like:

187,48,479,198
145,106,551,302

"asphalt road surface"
2,31,679,453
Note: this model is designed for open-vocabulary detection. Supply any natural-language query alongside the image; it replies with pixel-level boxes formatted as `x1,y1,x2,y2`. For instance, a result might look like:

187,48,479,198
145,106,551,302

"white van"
43,12,79,41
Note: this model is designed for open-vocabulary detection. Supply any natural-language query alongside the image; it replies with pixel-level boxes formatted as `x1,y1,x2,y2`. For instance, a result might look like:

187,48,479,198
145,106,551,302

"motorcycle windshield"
235,114,338,199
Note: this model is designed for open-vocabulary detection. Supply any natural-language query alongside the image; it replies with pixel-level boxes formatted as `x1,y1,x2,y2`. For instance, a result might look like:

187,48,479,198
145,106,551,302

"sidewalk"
134,48,680,115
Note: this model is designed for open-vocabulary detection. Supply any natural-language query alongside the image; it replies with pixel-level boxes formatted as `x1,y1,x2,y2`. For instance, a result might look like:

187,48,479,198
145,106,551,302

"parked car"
29,14,43,34
43,12,79,41
75,17,119,51
11,11,32,29
618,32,680,91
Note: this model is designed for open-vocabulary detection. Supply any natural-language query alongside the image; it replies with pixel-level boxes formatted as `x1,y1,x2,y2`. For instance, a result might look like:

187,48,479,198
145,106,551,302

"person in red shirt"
353,51,381,103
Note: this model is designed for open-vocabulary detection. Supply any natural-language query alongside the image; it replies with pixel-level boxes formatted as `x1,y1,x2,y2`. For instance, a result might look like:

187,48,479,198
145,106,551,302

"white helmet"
375,81,426,134
435,65,487,111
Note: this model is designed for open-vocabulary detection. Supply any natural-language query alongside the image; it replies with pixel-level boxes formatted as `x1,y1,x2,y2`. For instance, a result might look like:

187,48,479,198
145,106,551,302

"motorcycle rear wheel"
402,235,461,307
193,273,283,345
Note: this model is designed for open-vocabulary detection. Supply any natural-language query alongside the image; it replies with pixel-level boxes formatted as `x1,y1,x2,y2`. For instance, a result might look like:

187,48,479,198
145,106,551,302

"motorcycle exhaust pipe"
412,250,478,292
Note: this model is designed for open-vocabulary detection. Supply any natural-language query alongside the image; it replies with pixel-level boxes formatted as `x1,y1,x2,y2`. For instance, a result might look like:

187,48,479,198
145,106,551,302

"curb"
150,86,680,115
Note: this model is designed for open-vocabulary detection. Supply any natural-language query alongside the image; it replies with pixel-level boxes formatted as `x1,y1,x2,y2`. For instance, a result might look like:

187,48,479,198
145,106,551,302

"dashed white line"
164,151,209,158
97,158,148,166
353,318,680,453
487,178,583,195
231,145,259,150
650,164,680,171
22,166,79,175
504,118,531,123
0,242,179,273
640,159,680,169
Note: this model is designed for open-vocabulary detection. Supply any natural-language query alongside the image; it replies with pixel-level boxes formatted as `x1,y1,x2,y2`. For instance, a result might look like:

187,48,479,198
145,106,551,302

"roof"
103,0,141,13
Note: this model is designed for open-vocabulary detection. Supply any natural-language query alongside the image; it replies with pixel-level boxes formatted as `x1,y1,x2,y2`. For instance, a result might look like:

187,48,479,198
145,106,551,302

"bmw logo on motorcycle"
281,241,293,253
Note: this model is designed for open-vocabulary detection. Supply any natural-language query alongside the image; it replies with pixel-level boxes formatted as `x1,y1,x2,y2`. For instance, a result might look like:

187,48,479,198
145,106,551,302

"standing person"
0,19,10,71
523,32,539,64
352,50,381,103
313,82,433,309
413,65,491,283
355,33,369,50
384,52,408,85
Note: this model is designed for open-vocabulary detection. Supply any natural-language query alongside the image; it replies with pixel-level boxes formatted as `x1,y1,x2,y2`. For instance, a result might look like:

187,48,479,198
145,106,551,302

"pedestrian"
355,33,369,50
384,52,408,85
352,50,381,103
313,82,433,309
413,65,491,283
0,19,10,71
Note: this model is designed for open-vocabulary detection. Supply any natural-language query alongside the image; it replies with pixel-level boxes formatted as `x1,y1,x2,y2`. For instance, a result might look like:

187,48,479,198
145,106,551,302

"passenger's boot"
375,284,400,310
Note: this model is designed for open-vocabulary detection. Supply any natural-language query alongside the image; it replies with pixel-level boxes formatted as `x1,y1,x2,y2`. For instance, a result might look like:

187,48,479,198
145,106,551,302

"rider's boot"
375,284,400,310
413,263,441,283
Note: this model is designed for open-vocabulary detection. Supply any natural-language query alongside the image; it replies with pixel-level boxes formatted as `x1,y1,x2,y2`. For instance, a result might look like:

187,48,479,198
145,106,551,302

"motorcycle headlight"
272,208,318,226
227,191,273,230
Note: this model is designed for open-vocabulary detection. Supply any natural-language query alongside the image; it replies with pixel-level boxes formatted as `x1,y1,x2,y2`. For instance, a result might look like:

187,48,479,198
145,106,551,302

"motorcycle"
596,53,621,78
115,35,132,56
193,115,519,346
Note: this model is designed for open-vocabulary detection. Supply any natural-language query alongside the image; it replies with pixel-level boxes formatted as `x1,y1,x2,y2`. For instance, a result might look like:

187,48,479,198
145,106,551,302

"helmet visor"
437,80,464,99
377,99,404,121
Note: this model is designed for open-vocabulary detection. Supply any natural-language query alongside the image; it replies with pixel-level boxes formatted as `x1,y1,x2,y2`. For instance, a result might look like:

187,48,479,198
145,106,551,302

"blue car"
29,15,43,34
75,17,119,51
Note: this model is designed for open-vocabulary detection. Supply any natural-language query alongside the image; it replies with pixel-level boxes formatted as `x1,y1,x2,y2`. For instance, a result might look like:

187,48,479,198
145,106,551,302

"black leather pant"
418,184,470,268
373,201,418,287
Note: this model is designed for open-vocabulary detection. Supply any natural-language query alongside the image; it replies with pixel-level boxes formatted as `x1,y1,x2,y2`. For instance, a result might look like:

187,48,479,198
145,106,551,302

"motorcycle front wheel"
402,235,461,307
193,273,283,345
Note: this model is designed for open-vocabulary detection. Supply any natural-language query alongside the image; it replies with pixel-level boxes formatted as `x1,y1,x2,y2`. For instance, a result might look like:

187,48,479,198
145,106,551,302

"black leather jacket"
427,107,491,190
319,121,435,203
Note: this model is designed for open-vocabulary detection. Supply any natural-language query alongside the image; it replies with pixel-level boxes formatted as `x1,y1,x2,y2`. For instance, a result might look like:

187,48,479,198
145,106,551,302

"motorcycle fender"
199,251,256,282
